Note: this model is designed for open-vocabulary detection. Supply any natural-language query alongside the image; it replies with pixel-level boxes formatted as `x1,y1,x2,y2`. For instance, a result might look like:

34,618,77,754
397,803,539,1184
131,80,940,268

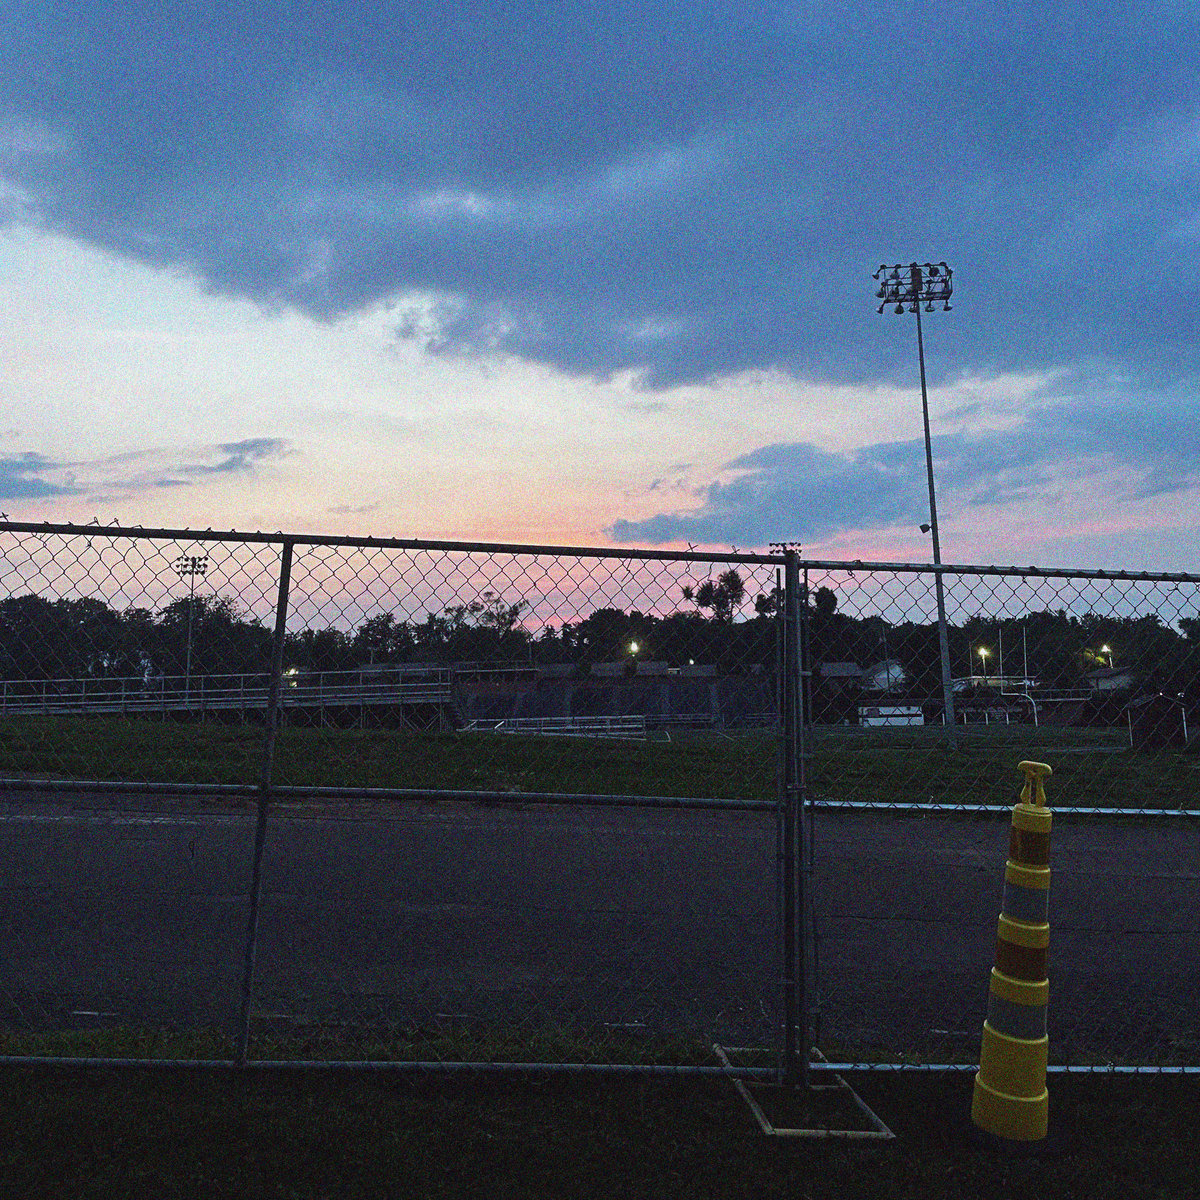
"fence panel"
0,523,789,1070
249,542,786,1064
798,560,1200,1072
4,523,1197,1073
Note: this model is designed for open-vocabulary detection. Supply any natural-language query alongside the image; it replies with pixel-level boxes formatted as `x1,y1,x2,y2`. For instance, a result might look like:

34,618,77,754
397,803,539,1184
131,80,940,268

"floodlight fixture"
874,261,953,314
174,554,209,578
173,552,209,700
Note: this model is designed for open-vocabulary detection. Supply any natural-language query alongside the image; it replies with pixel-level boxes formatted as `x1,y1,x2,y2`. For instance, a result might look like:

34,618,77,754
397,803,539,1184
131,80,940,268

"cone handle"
1018,761,1052,808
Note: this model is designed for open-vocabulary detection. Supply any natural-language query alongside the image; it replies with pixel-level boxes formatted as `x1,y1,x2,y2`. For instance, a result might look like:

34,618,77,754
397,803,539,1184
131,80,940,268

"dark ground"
0,1065,1197,1199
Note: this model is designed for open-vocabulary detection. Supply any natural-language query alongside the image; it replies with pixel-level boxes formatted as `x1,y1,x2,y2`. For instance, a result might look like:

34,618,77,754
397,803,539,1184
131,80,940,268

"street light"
1100,644,1114,668
874,261,958,744
977,646,990,683
174,553,209,701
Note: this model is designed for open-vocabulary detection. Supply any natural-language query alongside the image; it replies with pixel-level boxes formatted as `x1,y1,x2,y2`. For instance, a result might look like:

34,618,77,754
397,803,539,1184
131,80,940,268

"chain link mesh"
800,564,1200,812
799,561,1200,1071
0,526,783,1067
1,525,1197,1072
809,809,1200,1070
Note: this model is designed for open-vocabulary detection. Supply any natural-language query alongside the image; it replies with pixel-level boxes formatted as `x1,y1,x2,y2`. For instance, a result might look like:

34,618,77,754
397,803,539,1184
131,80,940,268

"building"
1084,667,1136,693
861,659,908,692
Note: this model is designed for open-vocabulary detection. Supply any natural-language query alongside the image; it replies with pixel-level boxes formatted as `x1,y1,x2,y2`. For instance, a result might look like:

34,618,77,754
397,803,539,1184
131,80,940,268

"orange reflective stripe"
1009,827,1050,865
995,938,1049,982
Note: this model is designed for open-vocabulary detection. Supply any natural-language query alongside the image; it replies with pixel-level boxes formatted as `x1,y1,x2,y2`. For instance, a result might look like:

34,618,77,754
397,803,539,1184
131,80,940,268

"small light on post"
977,646,990,682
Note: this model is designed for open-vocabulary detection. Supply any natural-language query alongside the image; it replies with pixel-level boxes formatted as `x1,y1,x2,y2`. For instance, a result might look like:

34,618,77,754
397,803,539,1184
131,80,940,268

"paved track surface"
1,794,1196,1062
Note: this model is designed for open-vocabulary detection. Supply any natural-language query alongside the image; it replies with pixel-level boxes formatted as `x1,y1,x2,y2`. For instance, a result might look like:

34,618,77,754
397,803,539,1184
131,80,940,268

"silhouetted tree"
682,569,746,622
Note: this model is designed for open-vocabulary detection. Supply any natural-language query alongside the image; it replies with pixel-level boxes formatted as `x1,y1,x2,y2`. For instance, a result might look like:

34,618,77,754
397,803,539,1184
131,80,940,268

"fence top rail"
0,520,786,566
800,558,1200,584
1,520,1196,583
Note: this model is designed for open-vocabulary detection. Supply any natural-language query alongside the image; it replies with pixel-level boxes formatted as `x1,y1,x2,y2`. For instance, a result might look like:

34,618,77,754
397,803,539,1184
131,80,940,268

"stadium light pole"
175,553,209,703
874,261,958,745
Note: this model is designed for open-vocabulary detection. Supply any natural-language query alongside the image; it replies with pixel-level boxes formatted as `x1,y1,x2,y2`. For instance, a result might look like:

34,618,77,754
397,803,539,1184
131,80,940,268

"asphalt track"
1,793,1197,1062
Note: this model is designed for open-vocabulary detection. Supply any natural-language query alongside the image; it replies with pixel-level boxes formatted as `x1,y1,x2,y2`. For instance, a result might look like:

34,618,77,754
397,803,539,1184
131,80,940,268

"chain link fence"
1,522,1197,1075
798,562,1200,814
0,523,789,1074
797,560,1200,1073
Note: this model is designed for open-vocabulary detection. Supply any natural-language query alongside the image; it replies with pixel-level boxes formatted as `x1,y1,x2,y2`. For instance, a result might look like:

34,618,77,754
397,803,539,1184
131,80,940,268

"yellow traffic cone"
971,761,1052,1142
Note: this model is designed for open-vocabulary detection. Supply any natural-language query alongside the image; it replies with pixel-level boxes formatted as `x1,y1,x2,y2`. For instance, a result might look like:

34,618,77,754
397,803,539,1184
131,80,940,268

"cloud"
0,440,293,503
0,3,1197,394
609,395,1200,547
179,438,291,476
0,452,82,500
327,500,381,516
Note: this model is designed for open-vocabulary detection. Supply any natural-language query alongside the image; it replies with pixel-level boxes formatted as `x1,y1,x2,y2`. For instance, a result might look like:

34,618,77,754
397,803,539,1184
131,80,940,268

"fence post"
780,551,810,1088
236,538,294,1065
934,565,959,750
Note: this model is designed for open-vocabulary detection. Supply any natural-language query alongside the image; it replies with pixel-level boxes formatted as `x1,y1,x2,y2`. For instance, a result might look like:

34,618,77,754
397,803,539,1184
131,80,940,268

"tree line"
1,570,1197,698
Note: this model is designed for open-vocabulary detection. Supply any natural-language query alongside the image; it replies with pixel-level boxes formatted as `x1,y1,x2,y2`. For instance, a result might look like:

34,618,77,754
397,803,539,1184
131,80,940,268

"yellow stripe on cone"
972,761,1053,1143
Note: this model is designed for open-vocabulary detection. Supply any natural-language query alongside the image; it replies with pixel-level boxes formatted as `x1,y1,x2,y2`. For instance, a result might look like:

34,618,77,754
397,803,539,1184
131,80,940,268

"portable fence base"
713,1046,895,1141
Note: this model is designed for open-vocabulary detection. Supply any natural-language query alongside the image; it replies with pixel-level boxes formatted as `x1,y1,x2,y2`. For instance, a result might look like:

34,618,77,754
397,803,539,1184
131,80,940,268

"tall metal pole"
875,262,958,748
185,568,195,701
175,553,208,706
914,297,959,748
237,539,294,1065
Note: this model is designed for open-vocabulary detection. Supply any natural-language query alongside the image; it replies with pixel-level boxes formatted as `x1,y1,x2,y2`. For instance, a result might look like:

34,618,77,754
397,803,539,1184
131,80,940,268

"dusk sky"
1,2,1198,570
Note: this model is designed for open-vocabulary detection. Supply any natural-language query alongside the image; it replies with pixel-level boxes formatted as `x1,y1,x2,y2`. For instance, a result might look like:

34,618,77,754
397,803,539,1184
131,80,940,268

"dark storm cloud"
609,396,1200,546
1,2,1197,392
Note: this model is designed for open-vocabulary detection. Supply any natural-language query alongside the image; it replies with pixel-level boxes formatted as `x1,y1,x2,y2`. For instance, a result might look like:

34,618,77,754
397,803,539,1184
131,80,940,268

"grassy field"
0,1064,1196,1198
1,714,1196,809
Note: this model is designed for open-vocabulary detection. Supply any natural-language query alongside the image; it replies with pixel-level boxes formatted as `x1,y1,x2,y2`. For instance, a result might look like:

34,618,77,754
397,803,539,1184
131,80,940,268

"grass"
808,724,1200,809
0,1025,720,1071
0,1064,1197,1198
1,714,1197,809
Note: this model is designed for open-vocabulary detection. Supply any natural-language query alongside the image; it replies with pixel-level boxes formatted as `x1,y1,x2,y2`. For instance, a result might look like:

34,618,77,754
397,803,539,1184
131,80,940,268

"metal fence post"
236,538,294,1065
780,551,809,1088
934,566,959,749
